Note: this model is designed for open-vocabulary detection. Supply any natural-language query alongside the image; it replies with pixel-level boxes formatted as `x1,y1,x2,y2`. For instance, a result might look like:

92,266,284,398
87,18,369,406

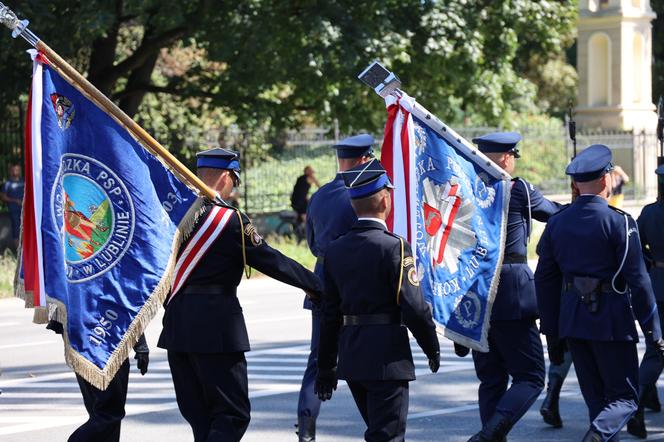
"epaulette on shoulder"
548,203,571,218
608,205,630,217
383,230,403,242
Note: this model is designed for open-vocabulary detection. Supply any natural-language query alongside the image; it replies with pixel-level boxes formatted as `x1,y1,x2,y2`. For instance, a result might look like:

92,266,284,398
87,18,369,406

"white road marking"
0,340,58,350
246,315,309,324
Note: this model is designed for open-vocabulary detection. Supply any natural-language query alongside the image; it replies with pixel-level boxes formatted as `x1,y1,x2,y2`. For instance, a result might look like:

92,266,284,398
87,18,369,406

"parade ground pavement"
2,275,664,441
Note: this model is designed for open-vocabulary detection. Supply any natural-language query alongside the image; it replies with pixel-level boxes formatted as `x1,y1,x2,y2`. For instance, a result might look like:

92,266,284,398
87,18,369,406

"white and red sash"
167,206,234,304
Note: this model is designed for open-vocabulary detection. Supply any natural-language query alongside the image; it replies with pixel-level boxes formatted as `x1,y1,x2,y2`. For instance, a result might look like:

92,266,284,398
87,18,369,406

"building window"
588,33,611,107
633,32,645,103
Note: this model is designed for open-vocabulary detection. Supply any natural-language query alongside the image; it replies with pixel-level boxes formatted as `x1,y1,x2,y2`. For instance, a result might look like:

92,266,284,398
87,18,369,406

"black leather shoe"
467,414,510,442
296,416,316,442
540,374,563,428
581,428,603,442
627,409,647,439
643,384,662,412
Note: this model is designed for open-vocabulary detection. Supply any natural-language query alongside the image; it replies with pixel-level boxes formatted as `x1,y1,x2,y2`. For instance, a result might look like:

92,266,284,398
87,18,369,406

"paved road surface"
1,277,664,441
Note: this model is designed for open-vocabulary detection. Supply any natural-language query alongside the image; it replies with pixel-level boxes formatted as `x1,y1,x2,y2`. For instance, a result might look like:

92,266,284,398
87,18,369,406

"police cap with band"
565,144,614,182
196,147,241,183
341,159,394,199
472,132,522,158
333,134,375,159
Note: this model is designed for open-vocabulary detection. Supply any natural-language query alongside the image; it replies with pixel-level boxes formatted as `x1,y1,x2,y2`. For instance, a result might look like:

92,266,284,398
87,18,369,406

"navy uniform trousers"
167,352,250,442
299,175,357,419
472,318,545,425
471,178,558,427
638,304,664,389
347,380,410,441
69,359,130,442
567,339,639,438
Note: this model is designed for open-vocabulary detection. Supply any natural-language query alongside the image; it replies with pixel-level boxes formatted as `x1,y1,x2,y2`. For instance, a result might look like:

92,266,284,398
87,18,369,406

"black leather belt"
563,280,614,293
503,254,528,264
343,313,401,326
181,285,236,295
655,261,664,269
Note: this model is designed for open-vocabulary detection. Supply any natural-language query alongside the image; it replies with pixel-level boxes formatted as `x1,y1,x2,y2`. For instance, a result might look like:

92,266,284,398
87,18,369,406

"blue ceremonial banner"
24,54,200,388
382,95,510,351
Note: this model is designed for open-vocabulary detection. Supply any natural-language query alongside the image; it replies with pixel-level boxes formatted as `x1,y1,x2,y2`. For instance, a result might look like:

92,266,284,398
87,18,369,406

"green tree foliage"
0,1,576,140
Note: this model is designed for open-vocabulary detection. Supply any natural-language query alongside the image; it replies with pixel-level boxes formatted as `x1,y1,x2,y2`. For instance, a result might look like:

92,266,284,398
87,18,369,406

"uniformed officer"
315,159,441,442
47,320,149,442
158,148,322,442
627,163,664,438
535,144,664,441
296,134,373,441
459,132,560,441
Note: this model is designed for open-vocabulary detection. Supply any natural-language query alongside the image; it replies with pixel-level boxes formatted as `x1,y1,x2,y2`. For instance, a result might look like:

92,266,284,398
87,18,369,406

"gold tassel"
32,306,48,324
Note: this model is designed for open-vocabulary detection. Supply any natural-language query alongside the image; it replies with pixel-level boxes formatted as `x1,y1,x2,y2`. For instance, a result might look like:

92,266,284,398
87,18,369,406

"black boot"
467,414,511,442
628,388,648,439
643,383,661,412
627,406,647,439
581,428,603,442
296,416,316,442
540,374,563,428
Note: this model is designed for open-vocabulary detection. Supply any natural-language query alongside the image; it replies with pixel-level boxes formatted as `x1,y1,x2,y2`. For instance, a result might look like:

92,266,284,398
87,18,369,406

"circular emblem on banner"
454,291,482,329
51,154,135,283
475,173,495,209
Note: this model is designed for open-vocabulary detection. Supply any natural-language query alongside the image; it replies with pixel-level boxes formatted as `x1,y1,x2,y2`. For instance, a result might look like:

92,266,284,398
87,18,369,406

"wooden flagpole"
0,3,217,200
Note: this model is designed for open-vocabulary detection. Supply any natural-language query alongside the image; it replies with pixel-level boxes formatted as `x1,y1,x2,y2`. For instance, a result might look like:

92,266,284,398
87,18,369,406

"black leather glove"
135,351,149,375
314,368,337,401
653,338,664,363
454,342,470,358
428,351,440,373
133,334,149,376
546,336,565,366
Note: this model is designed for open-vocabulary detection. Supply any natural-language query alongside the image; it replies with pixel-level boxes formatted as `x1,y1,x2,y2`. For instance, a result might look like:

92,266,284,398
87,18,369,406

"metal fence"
238,123,572,214
0,111,24,181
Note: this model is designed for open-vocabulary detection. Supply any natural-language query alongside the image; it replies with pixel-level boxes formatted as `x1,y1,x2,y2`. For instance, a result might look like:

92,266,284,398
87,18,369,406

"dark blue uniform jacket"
638,201,664,302
158,202,322,353
304,174,357,308
535,195,662,342
491,178,560,321
318,219,440,381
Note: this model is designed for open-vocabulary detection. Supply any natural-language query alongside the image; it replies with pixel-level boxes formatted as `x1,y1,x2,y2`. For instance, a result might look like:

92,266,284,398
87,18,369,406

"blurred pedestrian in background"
0,163,24,250
608,165,629,208
291,166,320,226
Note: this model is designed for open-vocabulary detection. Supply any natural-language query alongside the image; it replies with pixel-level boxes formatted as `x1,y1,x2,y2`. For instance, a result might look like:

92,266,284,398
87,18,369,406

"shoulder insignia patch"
403,256,414,268
244,223,263,246
408,267,419,286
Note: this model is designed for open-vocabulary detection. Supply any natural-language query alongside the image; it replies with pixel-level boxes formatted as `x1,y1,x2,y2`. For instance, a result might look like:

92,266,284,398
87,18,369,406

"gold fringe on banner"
48,198,204,390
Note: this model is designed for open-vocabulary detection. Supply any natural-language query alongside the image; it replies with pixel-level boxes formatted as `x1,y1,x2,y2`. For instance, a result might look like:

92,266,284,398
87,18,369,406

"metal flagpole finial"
0,2,38,46
357,61,402,98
